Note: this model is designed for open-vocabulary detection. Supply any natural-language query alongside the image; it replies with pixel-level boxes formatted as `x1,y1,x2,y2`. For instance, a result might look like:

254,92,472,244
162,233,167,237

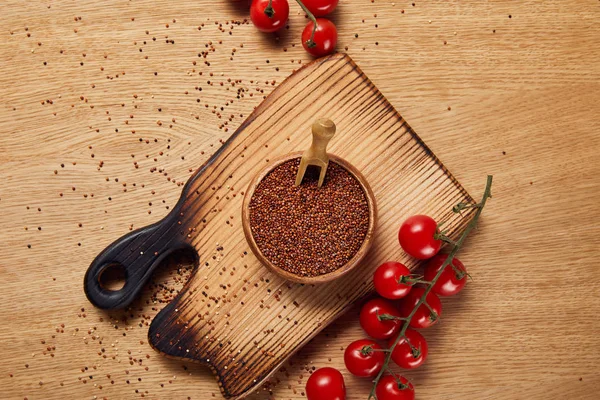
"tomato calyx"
294,0,318,45
411,346,421,359
360,345,375,356
423,302,439,322
454,266,467,280
449,259,471,281
404,339,421,359
264,0,275,18
305,39,317,48
394,376,412,390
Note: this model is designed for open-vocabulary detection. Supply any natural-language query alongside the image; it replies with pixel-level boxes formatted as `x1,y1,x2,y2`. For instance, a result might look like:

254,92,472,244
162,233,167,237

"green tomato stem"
294,0,318,47
367,175,493,400
403,277,433,286
423,301,438,319
434,232,458,246
360,345,374,356
452,264,467,280
377,313,407,321
369,348,392,353
264,0,275,18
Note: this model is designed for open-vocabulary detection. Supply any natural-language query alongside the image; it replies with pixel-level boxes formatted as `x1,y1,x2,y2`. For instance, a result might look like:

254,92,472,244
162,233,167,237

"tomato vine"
368,175,494,399
294,0,319,47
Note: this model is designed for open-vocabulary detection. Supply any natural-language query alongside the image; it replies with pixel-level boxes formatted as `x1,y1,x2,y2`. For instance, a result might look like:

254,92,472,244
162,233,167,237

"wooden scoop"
295,118,336,187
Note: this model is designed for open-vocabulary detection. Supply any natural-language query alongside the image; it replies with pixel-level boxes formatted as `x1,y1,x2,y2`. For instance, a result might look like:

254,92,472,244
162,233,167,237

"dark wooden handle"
84,211,195,309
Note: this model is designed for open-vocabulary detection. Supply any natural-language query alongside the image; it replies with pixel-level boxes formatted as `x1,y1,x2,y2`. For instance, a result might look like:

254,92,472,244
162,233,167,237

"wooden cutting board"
84,53,475,399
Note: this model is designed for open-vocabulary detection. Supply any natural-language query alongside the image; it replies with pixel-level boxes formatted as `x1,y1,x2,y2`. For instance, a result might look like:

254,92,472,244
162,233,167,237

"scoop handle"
295,118,337,187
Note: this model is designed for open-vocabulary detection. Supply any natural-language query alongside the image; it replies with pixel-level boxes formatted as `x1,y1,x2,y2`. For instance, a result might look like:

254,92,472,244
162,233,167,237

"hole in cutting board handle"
98,263,127,291
84,215,193,310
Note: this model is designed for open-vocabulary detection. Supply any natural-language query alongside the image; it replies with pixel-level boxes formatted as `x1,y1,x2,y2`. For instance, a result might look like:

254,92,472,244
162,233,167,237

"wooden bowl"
241,152,377,284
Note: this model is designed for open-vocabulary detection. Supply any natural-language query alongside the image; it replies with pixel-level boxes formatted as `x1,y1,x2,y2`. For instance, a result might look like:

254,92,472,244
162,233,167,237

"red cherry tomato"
343,339,385,377
376,374,415,400
399,287,442,329
305,367,346,400
302,0,339,16
398,215,442,259
359,298,402,340
250,0,289,33
424,254,468,296
373,261,413,300
301,18,337,57
389,328,428,369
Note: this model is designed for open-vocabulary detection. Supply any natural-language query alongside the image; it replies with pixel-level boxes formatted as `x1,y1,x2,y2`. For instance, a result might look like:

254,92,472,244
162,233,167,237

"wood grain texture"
1,1,600,400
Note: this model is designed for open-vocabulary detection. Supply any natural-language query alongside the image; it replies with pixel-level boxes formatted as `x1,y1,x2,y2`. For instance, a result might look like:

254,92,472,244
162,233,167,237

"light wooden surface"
1,1,599,399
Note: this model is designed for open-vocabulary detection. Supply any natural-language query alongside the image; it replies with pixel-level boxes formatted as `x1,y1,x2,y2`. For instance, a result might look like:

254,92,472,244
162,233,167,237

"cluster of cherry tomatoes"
306,215,469,400
250,0,339,57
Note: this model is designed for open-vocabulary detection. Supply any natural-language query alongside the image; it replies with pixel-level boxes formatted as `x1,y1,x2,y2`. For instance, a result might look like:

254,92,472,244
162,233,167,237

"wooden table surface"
1,1,599,399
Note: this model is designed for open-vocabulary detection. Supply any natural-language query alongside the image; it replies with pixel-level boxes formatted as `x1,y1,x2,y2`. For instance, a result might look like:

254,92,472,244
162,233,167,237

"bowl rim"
241,152,377,284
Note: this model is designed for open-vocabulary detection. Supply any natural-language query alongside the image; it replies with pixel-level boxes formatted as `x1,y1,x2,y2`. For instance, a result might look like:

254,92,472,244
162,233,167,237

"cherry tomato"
305,367,346,400
399,287,442,329
389,328,428,369
302,0,339,16
398,215,442,259
359,298,402,340
301,18,337,57
424,254,468,296
376,374,415,400
250,0,289,33
343,339,385,377
373,261,414,300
